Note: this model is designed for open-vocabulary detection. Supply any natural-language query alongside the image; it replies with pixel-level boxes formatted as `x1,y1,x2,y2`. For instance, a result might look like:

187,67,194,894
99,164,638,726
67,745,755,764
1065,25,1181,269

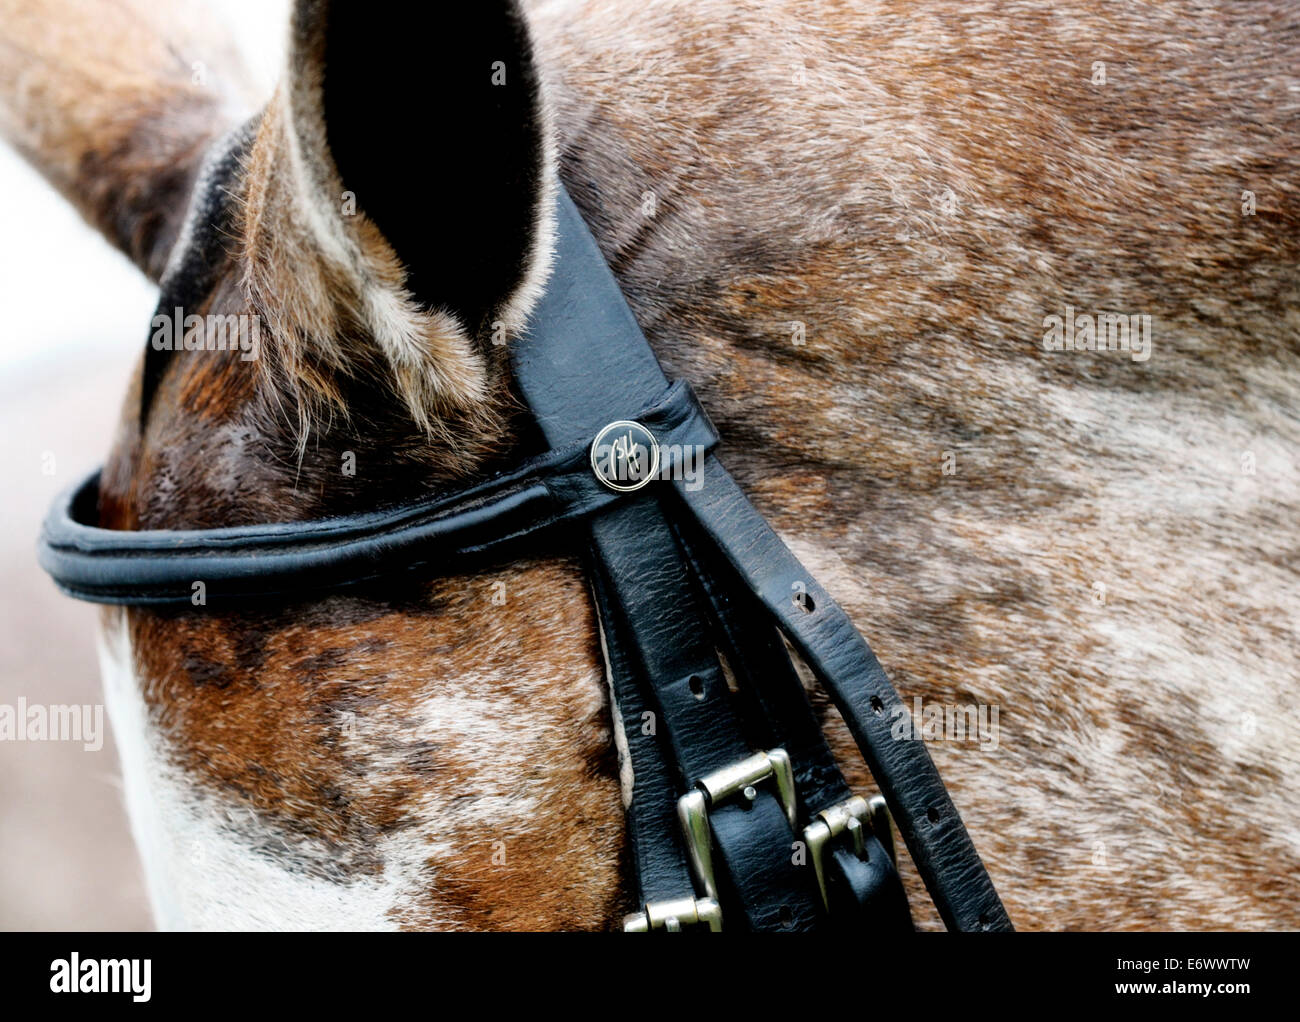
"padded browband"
38,380,715,605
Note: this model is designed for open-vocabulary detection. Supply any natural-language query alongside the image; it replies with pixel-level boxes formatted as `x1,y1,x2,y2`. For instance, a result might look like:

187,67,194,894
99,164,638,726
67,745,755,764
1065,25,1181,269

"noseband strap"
36,178,1012,933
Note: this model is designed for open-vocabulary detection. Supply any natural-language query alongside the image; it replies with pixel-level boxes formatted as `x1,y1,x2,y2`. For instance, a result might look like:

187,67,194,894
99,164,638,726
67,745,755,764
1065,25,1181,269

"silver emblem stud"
591,420,660,492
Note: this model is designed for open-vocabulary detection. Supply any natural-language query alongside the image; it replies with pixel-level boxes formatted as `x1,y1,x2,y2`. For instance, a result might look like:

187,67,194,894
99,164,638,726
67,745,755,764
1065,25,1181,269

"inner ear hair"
314,2,553,338
236,0,555,450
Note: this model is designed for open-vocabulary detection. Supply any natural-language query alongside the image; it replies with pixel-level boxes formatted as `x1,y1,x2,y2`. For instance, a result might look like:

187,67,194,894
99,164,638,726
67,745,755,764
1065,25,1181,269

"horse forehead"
102,560,625,929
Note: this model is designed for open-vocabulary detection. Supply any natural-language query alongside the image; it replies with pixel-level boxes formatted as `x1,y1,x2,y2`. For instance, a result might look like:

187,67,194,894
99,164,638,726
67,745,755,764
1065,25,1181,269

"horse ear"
0,0,253,280
241,0,555,436
305,0,554,337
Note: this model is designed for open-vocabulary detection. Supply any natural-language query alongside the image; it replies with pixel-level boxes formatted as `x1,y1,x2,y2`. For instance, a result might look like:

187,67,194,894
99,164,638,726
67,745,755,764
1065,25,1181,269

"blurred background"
0,0,287,930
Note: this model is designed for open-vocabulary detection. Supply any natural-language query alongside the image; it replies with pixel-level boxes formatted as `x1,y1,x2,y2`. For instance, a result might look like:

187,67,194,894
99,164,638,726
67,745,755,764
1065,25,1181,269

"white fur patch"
97,615,436,929
591,593,634,807
97,615,547,930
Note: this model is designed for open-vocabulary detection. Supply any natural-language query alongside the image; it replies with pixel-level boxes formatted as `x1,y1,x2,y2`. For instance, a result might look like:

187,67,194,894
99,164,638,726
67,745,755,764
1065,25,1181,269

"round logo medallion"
590,420,660,492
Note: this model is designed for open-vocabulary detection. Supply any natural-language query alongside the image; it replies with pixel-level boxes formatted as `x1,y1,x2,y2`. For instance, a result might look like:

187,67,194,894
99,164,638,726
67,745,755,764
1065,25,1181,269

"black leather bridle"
37,158,1012,931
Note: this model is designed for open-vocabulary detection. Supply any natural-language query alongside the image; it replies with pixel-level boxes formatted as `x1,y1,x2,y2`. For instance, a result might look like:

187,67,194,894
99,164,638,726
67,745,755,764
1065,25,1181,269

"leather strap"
674,465,1010,931
587,564,698,908
669,510,913,931
586,493,822,931
38,381,714,605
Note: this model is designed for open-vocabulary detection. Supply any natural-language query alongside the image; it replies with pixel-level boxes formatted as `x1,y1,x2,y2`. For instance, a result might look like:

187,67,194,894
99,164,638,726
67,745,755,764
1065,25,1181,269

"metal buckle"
676,748,798,906
804,794,895,911
623,896,723,932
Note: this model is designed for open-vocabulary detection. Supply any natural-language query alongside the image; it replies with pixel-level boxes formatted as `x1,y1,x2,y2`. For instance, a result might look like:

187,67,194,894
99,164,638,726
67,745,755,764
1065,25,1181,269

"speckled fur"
3,0,1298,929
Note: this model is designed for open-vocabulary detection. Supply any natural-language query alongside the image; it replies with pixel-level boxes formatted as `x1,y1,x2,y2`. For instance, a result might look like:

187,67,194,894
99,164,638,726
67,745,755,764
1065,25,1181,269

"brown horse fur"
2,0,1297,930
